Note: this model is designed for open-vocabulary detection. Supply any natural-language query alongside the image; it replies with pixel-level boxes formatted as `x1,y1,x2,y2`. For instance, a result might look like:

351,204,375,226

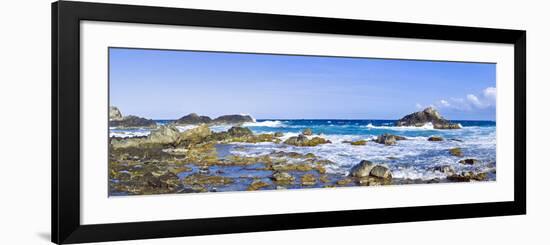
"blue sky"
109,48,496,120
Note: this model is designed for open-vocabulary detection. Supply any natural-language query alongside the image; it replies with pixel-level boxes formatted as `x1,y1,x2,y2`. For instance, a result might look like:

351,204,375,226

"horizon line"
148,118,496,122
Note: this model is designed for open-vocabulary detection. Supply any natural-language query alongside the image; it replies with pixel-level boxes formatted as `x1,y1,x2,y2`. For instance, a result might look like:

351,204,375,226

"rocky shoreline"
109,107,495,196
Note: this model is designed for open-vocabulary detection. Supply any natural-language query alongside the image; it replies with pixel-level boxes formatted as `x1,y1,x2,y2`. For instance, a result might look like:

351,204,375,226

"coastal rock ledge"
395,107,461,129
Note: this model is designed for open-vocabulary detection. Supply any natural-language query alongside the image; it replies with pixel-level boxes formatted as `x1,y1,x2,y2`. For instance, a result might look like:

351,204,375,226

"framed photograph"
52,1,526,244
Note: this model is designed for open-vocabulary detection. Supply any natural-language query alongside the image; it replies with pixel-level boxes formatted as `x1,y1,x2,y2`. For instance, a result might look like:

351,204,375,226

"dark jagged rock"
175,113,212,125
109,106,123,121
109,115,156,128
432,165,456,175
395,107,461,129
374,133,407,145
212,114,254,124
459,158,479,165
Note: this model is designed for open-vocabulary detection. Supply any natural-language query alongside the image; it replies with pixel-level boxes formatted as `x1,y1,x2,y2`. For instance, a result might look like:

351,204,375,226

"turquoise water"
110,119,496,181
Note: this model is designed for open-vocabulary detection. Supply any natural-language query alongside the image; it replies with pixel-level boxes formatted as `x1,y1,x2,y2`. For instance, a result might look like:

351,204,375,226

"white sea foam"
364,122,436,130
109,131,150,138
242,120,285,128
175,125,198,132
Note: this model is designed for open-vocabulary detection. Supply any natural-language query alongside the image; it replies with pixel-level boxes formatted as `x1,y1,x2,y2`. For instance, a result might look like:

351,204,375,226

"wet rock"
168,166,192,175
182,174,234,186
284,134,331,147
175,113,212,125
301,174,317,186
109,106,123,121
349,160,375,177
274,132,284,137
319,175,330,183
350,140,367,146
428,136,444,142
271,163,313,172
269,151,316,159
358,177,391,186
449,147,464,157
432,165,455,175
247,180,270,191
109,115,157,128
271,171,295,183
374,133,406,146
336,178,353,186
369,165,392,179
302,128,313,136
459,158,479,165
395,107,461,129
447,171,488,182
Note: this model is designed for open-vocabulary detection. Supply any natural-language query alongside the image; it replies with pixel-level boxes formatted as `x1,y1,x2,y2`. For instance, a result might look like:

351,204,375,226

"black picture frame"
52,1,526,244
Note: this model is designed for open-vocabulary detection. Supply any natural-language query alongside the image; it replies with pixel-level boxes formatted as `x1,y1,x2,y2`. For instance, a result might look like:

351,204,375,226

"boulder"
212,114,254,124
428,136,444,141
247,180,270,191
283,134,331,147
459,158,479,165
395,107,461,129
148,125,180,144
374,133,406,145
449,147,464,157
227,126,253,137
271,171,294,183
301,174,317,186
178,124,212,145
349,160,375,177
175,113,212,125
369,165,392,179
109,106,123,121
109,115,157,128
274,132,284,137
302,128,313,136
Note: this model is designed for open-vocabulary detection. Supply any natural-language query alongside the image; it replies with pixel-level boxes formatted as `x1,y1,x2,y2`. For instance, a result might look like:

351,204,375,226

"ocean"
110,119,496,181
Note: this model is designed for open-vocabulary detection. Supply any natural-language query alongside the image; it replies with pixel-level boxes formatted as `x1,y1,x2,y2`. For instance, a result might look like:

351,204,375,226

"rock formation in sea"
212,114,254,124
395,107,461,129
109,106,156,128
175,113,212,125
109,106,123,121
175,113,254,125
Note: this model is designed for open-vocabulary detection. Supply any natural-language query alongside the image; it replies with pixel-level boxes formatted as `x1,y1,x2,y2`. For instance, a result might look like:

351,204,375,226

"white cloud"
483,87,496,102
415,103,423,109
429,86,495,112
467,94,483,108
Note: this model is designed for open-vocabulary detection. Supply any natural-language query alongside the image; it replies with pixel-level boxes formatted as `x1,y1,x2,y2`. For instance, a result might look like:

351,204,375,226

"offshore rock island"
108,106,496,196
